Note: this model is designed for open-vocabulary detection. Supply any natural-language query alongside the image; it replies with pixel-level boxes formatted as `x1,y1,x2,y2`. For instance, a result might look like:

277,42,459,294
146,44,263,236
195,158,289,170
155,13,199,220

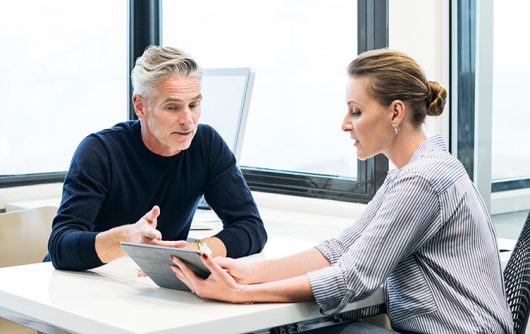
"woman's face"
342,76,395,160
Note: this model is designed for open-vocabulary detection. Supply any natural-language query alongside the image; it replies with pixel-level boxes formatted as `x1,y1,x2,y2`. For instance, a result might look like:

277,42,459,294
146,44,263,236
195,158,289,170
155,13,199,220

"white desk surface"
0,234,383,334
0,206,514,334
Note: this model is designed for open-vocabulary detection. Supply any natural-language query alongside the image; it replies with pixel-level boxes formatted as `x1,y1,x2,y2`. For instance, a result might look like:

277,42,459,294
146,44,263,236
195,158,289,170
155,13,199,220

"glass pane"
0,0,128,175
162,0,358,178
491,0,530,181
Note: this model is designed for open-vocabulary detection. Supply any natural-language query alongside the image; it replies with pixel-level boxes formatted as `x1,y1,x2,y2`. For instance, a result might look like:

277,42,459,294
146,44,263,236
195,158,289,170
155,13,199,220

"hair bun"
425,81,447,116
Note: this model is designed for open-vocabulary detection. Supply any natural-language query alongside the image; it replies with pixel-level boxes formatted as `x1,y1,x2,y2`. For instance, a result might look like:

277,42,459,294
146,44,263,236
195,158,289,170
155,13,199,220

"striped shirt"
307,136,513,333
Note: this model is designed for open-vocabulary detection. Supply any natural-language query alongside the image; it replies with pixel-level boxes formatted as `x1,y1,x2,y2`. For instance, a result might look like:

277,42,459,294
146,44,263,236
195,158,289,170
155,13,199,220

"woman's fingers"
213,256,234,268
171,256,202,291
169,264,193,291
201,253,230,278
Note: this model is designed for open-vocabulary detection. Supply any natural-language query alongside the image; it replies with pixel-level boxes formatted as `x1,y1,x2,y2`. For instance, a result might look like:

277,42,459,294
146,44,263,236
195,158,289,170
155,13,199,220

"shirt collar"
387,135,447,175
408,135,447,164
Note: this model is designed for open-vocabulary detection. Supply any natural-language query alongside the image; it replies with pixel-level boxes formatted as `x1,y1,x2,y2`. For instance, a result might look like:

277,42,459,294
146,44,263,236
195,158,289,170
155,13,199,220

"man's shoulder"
94,120,138,138
76,120,138,156
196,123,221,140
192,124,225,150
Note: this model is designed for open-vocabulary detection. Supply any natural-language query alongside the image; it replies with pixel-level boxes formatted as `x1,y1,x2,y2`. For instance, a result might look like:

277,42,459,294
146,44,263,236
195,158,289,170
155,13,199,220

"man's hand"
96,205,162,264
152,239,195,249
127,205,162,244
153,237,226,257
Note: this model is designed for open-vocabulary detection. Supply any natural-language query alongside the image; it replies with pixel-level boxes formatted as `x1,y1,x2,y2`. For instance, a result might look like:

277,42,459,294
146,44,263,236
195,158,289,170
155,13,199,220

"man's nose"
179,108,193,125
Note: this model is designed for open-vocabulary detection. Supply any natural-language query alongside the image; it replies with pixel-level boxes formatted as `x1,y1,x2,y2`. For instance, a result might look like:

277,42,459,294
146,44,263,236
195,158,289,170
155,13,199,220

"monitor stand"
197,196,211,210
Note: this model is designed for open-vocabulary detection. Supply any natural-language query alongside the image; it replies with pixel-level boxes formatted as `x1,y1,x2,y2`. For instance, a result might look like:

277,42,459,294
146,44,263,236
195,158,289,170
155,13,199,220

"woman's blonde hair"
348,49,447,126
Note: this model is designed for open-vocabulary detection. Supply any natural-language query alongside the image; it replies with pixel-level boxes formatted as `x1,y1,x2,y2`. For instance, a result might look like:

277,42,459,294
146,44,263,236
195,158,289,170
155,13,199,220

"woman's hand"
214,257,258,285
170,253,251,304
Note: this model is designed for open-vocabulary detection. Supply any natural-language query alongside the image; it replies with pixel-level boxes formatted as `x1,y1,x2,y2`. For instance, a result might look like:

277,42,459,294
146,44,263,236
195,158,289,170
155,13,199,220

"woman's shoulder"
401,148,468,192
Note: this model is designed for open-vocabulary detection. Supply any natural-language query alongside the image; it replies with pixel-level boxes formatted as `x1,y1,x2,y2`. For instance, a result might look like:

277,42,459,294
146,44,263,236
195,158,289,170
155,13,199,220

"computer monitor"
196,68,255,210
199,68,255,161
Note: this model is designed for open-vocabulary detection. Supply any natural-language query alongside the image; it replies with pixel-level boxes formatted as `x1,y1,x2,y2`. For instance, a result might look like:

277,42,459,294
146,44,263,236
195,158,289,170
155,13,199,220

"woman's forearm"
250,248,330,284
242,274,315,303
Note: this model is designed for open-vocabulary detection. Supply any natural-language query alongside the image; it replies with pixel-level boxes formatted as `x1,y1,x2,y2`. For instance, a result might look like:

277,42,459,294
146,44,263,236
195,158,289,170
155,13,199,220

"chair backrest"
0,206,56,268
504,210,530,334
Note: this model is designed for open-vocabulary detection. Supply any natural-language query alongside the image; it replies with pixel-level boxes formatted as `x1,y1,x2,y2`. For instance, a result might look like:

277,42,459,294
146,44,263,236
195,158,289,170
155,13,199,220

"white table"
1,204,514,334
0,234,384,334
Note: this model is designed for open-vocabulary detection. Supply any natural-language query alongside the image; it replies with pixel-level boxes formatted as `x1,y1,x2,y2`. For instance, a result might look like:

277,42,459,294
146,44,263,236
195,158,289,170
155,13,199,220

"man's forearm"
95,225,129,263
202,236,227,257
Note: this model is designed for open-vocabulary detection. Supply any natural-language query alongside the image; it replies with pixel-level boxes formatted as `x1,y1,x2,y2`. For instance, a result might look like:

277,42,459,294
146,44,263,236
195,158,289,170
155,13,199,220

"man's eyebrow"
163,95,202,103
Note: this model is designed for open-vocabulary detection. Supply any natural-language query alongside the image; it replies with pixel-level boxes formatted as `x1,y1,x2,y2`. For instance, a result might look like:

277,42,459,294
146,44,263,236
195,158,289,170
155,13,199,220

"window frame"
453,0,530,195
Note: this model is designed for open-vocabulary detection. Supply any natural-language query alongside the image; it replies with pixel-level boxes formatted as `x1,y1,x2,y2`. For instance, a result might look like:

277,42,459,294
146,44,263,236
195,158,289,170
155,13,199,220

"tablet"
120,241,210,292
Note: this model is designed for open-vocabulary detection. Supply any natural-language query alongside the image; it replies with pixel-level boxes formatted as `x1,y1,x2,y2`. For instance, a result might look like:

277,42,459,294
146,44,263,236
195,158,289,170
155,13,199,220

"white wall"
389,0,450,142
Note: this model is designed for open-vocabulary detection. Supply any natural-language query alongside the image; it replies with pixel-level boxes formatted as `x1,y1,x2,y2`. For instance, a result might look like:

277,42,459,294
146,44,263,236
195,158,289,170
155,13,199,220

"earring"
392,123,400,135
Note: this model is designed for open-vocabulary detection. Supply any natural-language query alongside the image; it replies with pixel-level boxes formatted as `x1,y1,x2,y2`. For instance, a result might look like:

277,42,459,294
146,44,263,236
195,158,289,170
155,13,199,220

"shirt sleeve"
47,135,109,270
315,188,387,265
202,128,267,258
307,174,441,314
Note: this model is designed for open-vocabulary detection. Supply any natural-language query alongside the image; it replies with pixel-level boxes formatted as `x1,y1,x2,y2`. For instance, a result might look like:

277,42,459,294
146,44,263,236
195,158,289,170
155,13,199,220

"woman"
170,49,513,333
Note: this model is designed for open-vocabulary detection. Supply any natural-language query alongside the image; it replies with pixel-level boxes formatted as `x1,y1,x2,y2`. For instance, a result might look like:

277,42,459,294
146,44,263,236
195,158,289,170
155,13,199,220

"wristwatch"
194,240,213,256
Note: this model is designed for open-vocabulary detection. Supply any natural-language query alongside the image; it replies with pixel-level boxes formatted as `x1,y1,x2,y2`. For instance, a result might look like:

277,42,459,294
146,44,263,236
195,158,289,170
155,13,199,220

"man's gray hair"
131,45,201,99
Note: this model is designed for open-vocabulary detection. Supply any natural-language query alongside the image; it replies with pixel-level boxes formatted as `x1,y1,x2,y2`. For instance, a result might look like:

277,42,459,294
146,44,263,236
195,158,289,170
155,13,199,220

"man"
47,46,267,271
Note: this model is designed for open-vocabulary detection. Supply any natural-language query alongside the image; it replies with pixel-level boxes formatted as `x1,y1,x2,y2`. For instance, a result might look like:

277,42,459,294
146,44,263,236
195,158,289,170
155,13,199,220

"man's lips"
173,131,193,136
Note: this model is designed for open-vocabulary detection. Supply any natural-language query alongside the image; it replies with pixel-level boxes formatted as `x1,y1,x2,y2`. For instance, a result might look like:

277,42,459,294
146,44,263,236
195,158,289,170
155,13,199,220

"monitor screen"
199,68,254,161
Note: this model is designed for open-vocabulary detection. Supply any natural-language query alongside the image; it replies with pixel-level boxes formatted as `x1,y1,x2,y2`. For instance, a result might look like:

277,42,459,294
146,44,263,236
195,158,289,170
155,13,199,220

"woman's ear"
390,99,406,125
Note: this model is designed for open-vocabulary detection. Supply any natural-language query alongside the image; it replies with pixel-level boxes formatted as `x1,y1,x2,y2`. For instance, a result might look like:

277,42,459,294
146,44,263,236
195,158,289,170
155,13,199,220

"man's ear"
390,99,406,125
132,95,146,118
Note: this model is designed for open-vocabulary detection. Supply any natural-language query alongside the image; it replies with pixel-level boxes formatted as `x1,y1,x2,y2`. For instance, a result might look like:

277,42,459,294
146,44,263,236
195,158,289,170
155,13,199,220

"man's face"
134,75,202,156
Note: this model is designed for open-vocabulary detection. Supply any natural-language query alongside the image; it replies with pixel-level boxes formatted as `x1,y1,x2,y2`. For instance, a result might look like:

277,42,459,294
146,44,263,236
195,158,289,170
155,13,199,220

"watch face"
196,240,213,256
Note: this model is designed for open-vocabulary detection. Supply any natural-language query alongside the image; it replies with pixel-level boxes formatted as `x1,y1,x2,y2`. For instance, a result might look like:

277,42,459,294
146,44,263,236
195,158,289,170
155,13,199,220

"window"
0,0,128,185
1,0,388,203
162,0,388,202
491,0,530,191
453,0,530,195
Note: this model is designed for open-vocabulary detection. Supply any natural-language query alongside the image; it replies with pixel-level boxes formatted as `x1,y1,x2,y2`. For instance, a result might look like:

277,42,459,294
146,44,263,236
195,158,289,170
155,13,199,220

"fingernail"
201,253,208,260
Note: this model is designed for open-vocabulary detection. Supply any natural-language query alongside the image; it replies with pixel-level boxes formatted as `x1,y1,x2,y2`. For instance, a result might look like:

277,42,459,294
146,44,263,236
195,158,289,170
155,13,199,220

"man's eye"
166,106,177,111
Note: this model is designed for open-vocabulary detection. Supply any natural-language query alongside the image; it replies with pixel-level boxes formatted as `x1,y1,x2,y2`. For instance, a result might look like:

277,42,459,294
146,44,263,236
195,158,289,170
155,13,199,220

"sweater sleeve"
47,135,109,270
307,174,441,314
202,128,267,258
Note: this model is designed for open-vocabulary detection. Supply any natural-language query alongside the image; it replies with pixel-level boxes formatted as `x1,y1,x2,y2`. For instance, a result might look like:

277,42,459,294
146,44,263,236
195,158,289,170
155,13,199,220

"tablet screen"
120,242,210,291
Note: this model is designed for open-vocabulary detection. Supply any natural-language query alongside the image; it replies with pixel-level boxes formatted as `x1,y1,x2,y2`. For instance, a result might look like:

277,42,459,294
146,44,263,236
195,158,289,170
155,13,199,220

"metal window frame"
453,0,529,194
128,0,161,120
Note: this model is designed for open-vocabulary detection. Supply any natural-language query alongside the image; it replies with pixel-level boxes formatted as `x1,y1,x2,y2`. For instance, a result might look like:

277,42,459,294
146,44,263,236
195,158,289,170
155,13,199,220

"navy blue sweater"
48,121,267,270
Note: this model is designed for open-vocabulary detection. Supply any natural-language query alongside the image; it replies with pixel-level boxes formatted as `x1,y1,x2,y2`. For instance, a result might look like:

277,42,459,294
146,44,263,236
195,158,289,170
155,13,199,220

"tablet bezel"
120,241,210,292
